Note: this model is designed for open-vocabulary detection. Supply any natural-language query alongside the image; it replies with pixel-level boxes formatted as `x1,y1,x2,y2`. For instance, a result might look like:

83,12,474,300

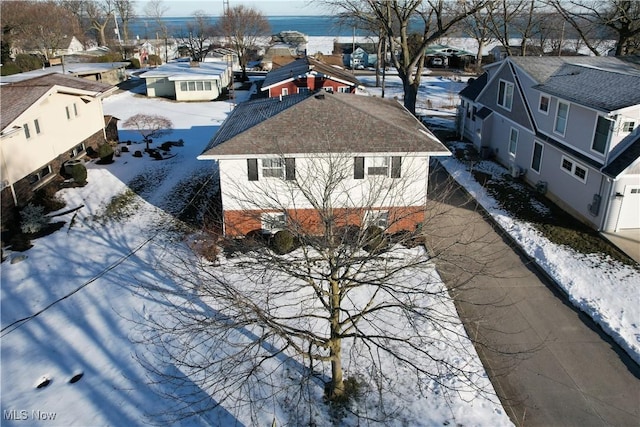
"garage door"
618,185,640,229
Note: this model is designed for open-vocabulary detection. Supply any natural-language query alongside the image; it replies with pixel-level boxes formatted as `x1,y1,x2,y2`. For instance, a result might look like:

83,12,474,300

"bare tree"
213,5,271,81
486,0,542,57
547,0,640,56
133,144,509,423
458,4,495,70
175,10,214,62
85,0,115,47
326,0,485,115
122,114,173,150
144,0,170,61
0,1,82,62
114,0,135,43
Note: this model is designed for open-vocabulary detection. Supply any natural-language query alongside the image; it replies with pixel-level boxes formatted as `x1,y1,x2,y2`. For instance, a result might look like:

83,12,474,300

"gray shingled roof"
602,133,640,178
532,63,640,111
199,92,449,158
459,72,488,101
509,56,640,83
261,56,361,90
1,73,115,131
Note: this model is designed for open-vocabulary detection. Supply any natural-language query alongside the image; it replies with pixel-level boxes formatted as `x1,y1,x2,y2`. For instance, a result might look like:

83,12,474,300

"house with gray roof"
260,56,364,99
459,56,640,233
198,91,450,236
0,73,117,228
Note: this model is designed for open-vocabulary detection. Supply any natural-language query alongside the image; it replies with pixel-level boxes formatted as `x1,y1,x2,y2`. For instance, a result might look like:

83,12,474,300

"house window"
281,88,288,96
180,82,187,91
472,106,477,121
298,87,310,94
509,128,518,156
28,165,52,185
188,81,196,91
623,121,635,132
367,156,389,176
66,106,71,120
24,123,31,139
560,155,588,183
196,81,203,90
70,143,85,157
539,95,549,114
497,80,514,110
34,119,41,135
204,81,212,90
73,103,78,116
262,158,284,178
554,101,569,135
366,210,389,228
338,86,349,93
592,115,612,154
261,212,287,232
531,141,543,173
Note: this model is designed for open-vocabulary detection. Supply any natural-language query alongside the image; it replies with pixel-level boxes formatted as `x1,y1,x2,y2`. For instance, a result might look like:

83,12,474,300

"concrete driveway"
424,163,640,426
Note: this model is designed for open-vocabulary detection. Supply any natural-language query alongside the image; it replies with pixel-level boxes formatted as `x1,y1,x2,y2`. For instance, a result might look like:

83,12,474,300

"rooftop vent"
315,93,325,100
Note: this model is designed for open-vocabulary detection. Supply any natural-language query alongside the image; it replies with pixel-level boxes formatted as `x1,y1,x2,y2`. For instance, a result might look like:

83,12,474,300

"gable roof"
199,92,449,158
138,61,229,81
532,63,640,112
261,56,361,91
602,133,640,178
459,72,488,101
1,73,115,131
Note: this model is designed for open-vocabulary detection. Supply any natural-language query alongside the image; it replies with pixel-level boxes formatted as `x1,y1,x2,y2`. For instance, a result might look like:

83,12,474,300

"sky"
136,0,329,17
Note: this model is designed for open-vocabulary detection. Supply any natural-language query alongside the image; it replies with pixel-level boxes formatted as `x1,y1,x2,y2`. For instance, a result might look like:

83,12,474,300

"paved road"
424,162,640,426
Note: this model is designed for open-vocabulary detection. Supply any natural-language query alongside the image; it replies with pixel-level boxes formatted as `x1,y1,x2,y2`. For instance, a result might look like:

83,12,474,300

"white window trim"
509,127,518,157
560,155,588,183
281,87,288,96
591,115,611,155
530,141,543,174
261,212,287,233
538,94,550,115
554,101,569,136
367,156,390,177
622,121,635,132
261,158,284,179
497,79,514,111
366,210,389,228
29,164,53,186
338,86,349,93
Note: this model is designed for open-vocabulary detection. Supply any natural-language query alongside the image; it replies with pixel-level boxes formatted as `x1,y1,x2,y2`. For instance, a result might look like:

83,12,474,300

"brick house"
198,91,450,237
260,56,364,99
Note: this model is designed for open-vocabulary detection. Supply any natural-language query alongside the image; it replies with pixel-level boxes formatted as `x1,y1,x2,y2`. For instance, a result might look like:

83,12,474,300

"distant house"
139,60,232,101
198,91,450,237
260,56,363,98
204,47,240,71
0,62,129,86
334,43,378,69
0,73,117,227
425,44,475,69
271,31,308,56
459,56,640,232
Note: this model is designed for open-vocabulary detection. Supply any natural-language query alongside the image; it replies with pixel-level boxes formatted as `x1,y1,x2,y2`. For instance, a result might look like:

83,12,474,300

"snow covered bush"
20,203,50,234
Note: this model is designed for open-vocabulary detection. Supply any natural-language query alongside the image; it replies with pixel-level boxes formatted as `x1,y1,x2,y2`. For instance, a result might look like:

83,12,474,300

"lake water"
128,15,360,39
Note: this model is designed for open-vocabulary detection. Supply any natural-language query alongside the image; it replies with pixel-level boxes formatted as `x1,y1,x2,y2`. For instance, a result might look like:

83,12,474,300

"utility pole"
223,0,234,108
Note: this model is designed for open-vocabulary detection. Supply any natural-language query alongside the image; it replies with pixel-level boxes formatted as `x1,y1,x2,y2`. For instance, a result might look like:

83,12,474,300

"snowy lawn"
0,77,510,426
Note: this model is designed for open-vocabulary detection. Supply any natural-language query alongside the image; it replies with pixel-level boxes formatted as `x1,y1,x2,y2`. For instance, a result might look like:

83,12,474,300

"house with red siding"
260,56,364,98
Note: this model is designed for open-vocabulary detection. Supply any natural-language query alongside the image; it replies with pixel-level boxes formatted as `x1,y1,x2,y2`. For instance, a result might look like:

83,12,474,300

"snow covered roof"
138,61,230,80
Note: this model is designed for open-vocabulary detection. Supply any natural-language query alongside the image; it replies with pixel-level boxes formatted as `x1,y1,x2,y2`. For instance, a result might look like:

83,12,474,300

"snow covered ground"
2,40,637,425
1,78,510,426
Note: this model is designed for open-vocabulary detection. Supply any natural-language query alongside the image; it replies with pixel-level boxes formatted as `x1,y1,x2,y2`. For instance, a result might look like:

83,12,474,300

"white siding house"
198,92,450,237
140,61,232,101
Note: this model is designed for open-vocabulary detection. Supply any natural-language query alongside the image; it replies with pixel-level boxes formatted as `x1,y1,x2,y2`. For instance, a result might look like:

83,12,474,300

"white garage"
617,184,640,230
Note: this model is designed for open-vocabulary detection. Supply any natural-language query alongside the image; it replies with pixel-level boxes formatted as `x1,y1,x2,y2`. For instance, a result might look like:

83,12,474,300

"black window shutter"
391,156,401,178
354,157,364,179
285,158,296,180
247,158,258,181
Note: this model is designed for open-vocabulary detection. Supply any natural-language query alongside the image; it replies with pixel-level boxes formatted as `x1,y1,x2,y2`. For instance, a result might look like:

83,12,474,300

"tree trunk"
328,277,344,399
403,80,419,116
476,40,485,71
